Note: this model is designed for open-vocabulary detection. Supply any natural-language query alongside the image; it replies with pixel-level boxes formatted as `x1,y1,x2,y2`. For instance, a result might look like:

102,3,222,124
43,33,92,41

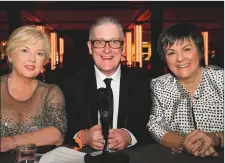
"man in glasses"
64,16,154,151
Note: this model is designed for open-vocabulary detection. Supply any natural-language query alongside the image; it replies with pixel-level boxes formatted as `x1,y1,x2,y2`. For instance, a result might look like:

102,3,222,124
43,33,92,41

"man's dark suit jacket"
62,62,155,147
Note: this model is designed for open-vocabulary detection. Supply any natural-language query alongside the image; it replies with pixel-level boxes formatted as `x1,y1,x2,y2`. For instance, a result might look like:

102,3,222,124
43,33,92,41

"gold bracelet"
10,136,17,149
172,136,185,154
214,133,222,148
177,136,185,151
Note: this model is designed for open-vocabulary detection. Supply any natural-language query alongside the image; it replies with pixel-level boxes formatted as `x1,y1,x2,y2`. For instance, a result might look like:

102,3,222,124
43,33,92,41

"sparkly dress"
0,75,67,140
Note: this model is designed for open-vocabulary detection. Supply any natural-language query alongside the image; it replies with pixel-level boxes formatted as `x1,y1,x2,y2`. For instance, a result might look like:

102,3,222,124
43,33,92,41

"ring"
198,138,204,146
198,145,204,151
209,146,215,153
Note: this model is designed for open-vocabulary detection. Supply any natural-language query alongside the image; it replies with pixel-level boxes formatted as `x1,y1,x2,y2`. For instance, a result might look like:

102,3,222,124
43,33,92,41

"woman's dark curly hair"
157,23,204,62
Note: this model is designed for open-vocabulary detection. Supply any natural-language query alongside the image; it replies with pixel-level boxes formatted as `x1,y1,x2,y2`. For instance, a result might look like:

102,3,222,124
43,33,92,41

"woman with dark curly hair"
147,23,223,157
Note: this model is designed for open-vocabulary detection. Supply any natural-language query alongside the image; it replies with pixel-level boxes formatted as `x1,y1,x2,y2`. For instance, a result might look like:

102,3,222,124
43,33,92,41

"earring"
40,66,45,82
8,62,12,78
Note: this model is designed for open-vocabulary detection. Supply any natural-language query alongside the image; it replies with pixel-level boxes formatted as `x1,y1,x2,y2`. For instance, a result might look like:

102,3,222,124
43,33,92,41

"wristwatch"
74,130,85,151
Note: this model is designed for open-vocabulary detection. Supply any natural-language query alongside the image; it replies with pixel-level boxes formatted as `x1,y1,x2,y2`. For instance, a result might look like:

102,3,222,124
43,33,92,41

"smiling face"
87,23,125,76
165,39,201,82
8,38,46,79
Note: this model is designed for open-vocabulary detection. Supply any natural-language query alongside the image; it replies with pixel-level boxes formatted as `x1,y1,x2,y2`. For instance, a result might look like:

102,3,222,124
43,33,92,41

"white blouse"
147,65,224,142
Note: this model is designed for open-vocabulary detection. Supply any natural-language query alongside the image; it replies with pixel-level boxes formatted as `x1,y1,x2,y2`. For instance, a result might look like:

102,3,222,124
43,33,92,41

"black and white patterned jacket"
147,65,224,142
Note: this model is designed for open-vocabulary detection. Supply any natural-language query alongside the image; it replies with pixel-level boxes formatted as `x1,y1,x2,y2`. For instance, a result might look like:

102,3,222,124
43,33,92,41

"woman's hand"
0,137,15,152
184,130,219,157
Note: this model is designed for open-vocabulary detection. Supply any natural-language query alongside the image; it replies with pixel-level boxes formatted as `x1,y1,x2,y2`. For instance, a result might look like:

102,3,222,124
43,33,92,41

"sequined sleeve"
43,85,67,140
147,78,173,142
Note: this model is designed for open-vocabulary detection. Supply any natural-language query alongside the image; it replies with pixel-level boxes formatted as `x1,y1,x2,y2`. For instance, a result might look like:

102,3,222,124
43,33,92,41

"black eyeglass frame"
90,40,124,49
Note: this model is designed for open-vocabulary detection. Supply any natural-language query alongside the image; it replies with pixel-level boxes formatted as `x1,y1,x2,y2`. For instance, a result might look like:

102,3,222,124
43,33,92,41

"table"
0,144,223,163
124,144,224,163
0,145,56,163
81,144,223,163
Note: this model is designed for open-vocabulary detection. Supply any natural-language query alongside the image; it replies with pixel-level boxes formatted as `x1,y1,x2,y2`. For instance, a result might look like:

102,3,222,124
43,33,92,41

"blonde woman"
0,26,67,152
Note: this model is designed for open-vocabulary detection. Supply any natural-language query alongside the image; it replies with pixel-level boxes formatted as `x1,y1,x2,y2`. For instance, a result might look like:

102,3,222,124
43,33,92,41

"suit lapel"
117,67,129,128
84,65,98,127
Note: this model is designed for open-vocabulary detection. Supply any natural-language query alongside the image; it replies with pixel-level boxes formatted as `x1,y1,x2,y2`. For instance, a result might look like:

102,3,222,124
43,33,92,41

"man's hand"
184,130,219,157
82,125,104,150
108,128,131,151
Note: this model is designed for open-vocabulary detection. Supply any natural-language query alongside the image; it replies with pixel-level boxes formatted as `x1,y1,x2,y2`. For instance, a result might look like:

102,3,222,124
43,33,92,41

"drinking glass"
16,144,37,163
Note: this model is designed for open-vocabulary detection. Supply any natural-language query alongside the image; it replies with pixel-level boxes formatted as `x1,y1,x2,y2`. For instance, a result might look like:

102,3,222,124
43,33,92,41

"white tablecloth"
39,147,86,163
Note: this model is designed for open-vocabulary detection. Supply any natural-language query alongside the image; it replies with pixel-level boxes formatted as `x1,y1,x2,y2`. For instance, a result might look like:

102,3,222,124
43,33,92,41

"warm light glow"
137,9,151,22
202,31,208,66
50,32,57,70
125,32,132,66
22,11,54,30
36,25,45,33
2,41,6,46
134,24,142,67
142,42,151,61
59,38,64,63
0,41,7,59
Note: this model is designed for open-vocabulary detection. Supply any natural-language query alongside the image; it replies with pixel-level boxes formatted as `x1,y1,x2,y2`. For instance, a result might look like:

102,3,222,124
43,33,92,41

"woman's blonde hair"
3,25,50,64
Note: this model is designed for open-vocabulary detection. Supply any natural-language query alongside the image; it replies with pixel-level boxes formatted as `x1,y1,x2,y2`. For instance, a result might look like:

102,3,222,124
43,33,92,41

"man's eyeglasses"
90,40,124,49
